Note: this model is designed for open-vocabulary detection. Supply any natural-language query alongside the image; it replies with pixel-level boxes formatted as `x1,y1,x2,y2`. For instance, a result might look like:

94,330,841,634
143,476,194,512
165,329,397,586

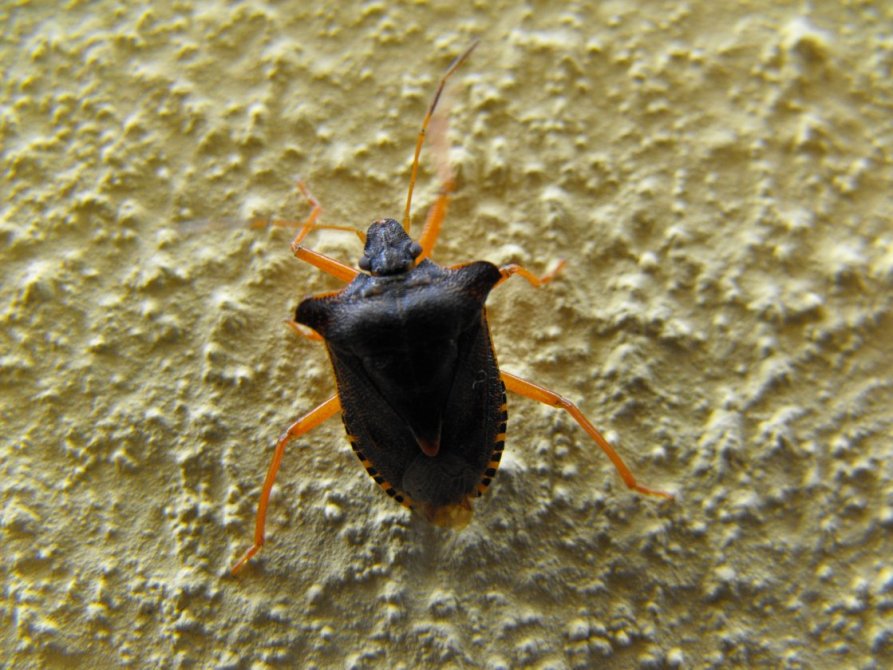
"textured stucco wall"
2,1,892,668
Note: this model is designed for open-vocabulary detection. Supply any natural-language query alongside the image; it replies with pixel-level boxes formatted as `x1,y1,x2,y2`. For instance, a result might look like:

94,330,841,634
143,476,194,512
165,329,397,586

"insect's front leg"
278,178,361,283
230,394,342,575
501,371,672,500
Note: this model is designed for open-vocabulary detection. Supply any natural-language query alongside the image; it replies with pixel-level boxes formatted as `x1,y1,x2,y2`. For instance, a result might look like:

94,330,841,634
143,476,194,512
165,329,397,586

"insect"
230,42,671,574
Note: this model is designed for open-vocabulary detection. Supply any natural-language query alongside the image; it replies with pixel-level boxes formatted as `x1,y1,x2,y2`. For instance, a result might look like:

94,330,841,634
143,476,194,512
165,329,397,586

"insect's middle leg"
230,393,341,575
501,371,672,499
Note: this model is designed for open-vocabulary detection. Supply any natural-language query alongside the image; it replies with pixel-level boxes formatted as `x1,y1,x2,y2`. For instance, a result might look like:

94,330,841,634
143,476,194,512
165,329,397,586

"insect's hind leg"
230,394,342,575
501,371,672,499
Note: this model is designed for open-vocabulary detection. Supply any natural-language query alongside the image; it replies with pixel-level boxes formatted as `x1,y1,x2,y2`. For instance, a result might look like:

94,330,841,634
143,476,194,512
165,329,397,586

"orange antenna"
402,40,479,233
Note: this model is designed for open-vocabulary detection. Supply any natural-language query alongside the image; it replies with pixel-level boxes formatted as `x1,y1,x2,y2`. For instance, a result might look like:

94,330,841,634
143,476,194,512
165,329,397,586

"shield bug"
230,42,671,574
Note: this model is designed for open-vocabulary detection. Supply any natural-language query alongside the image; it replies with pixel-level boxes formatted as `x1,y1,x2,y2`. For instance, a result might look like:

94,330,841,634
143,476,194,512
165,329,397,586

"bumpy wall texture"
2,2,892,668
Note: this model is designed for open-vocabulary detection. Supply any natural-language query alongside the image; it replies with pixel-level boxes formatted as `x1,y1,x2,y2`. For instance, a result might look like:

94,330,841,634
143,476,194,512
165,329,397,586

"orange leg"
284,320,323,342
231,394,342,575
501,371,672,499
255,217,366,242
291,246,359,283
286,179,360,283
286,180,366,243
289,178,323,245
497,260,567,288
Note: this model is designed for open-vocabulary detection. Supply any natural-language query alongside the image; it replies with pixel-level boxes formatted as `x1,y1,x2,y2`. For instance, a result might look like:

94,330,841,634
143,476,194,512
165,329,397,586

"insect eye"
358,255,372,271
409,242,422,258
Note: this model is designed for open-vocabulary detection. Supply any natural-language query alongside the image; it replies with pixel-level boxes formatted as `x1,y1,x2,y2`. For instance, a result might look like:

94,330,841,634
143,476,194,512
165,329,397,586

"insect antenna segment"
401,40,479,235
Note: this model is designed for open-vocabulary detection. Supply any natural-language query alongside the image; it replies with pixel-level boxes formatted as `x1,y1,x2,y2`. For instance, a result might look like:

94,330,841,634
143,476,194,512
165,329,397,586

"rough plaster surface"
2,1,892,668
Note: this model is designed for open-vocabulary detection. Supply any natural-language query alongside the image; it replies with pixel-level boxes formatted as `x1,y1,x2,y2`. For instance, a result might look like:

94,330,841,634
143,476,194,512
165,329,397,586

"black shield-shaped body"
297,252,506,528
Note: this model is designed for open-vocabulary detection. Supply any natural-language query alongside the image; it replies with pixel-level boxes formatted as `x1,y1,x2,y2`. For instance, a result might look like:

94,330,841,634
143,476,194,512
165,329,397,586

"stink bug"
231,42,671,574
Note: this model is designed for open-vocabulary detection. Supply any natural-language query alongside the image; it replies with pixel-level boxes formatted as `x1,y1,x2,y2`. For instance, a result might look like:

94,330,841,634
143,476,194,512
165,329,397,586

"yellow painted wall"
2,1,891,667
